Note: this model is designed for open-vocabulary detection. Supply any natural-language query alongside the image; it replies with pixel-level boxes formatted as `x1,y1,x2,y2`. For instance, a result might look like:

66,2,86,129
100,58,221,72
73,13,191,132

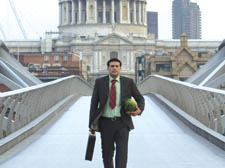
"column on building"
66,1,70,24
61,1,65,25
98,51,102,70
138,1,142,24
129,51,132,70
141,1,145,25
93,51,98,72
95,0,98,23
126,51,130,70
103,0,106,23
83,0,87,23
59,2,62,25
78,0,82,24
127,0,130,24
131,52,134,71
119,0,122,23
111,0,115,24
86,0,89,23
100,52,106,69
143,1,147,25
79,51,83,60
71,0,75,24
133,0,137,24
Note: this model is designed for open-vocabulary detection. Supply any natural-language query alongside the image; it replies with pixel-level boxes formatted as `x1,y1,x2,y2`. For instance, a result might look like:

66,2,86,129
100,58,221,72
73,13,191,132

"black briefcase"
85,132,96,161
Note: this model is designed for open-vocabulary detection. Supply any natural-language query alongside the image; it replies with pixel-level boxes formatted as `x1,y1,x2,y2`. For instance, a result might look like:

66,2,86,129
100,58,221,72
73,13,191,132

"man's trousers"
99,117,130,168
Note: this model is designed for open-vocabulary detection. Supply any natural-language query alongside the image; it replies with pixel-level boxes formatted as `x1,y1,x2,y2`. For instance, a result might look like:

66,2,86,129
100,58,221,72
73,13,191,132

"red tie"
109,80,117,109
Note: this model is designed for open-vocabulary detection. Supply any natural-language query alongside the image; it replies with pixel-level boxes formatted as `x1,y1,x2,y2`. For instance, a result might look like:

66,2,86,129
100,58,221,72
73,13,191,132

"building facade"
144,34,213,81
6,34,220,84
3,0,221,84
12,52,87,82
172,0,201,39
147,11,158,39
58,0,147,38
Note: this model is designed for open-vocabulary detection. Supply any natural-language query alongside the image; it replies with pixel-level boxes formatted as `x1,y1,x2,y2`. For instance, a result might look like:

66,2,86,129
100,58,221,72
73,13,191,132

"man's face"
108,61,121,78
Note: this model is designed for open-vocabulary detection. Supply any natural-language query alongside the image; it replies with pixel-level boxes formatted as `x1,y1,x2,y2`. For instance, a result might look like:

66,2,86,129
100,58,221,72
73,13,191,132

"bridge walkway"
0,95,225,168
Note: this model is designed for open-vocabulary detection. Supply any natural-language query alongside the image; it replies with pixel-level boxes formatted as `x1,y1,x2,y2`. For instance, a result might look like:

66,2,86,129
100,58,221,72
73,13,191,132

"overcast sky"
0,0,224,40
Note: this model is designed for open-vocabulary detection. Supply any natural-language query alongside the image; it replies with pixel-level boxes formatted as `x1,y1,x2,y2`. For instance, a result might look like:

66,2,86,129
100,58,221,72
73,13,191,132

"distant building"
144,33,213,81
0,83,11,92
12,52,87,82
147,11,158,39
4,0,220,85
172,0,201,39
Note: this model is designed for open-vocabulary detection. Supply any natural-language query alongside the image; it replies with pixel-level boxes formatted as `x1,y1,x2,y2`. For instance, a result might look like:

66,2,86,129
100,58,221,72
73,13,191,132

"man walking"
89,58,145,168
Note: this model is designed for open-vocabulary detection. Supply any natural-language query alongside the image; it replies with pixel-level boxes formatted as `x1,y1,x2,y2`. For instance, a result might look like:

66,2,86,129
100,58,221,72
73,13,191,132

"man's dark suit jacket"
89,75,145,131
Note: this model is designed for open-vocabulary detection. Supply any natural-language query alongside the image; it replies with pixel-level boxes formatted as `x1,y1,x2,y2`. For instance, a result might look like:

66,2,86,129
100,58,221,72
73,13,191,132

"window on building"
42,64,51,68
156,64,171,72
87,65,90,71
169,52,173,56
179,77,188,81
110,52,118,59
220,109,224,116
130,12,133,23
114,12,117,22
44,56,49,62
220,82,225,89
54,56,59,62
198,52,208,58
63,55,68,62
53,64,61,67
162,52,169,56
106,12,110,23
75,13,78,23
198,52,202,57
98,12,103,23
82,11,86,23
34,64,41,70
197,63,205,69
155,50,162,56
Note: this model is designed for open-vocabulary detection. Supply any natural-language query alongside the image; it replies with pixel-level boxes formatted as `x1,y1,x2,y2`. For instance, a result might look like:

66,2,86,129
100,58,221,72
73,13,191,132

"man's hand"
127,107,141,116
89,129,95,135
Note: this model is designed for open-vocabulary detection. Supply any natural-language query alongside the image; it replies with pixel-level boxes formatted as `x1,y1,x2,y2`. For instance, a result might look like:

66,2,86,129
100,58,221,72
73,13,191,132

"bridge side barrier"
0,75,92,140
138,75,225,135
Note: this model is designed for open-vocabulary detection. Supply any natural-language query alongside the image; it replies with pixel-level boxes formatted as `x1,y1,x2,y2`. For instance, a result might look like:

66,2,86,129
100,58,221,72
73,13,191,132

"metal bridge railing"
138,74,225,135
0,75,92,139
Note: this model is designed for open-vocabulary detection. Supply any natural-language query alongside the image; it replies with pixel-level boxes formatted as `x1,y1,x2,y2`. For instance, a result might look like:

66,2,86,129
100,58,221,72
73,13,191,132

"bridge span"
1,43,225,167
0,95,225,168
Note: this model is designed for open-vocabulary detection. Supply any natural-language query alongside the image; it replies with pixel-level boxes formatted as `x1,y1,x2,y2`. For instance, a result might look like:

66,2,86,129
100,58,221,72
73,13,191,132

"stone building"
56,0,148,81
12,52,87,82
4,0,221,84
145,34,214,81
5,35,220,84
58,0,147,37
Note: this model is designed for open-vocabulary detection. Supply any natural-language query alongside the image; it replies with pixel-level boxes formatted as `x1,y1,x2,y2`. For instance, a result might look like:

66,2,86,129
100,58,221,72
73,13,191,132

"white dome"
58,0,147,38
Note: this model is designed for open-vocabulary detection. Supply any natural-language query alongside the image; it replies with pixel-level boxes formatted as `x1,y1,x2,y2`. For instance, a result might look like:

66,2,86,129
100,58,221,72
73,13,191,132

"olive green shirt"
102,75,121,118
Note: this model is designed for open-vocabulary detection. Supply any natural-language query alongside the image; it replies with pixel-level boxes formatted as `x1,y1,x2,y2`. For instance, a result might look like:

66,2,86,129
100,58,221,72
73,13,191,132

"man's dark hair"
107,58,122,67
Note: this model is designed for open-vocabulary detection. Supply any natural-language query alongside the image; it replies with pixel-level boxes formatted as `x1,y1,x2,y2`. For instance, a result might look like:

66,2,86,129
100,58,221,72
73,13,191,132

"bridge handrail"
138,74,225,135
0,75,93,139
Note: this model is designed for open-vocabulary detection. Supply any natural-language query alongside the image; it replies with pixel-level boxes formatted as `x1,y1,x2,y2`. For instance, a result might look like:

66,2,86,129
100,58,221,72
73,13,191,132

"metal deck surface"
0,96,225,168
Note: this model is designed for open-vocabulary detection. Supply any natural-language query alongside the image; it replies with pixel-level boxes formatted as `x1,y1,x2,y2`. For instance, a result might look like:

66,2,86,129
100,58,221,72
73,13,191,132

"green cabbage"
124,98,137,111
